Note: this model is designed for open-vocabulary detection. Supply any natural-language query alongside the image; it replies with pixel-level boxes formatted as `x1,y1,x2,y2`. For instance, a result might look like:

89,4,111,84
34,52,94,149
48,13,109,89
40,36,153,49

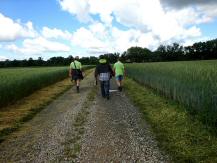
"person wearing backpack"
113,57,125,91
69,56,83,93
95,56,113,100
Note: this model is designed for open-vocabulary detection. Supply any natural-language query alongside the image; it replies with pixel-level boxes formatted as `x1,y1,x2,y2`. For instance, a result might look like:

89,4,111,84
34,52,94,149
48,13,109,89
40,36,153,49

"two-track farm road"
0,71,170,162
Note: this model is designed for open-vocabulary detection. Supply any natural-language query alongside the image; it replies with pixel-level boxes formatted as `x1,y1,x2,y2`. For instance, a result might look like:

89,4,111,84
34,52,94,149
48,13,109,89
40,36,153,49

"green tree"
126,47,152,62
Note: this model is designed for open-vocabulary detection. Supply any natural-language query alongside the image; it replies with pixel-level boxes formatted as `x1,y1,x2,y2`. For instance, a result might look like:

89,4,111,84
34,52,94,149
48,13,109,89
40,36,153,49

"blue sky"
0,0,217,61
0,0,81,31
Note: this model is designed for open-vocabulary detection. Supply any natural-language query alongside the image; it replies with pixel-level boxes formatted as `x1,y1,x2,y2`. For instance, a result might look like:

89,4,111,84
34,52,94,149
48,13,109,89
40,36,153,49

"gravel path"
0,73,95,162
77,80,170,163
0,73,170,162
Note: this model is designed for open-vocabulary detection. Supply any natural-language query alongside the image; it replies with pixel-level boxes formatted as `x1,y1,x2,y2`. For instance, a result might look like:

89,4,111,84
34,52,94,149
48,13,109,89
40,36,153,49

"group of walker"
69,56,125,99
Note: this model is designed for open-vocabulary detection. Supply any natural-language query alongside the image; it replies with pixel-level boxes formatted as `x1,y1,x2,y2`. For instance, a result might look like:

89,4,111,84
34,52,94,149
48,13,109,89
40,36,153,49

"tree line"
0,38,217,67
0,56,99,67
123,38,217,62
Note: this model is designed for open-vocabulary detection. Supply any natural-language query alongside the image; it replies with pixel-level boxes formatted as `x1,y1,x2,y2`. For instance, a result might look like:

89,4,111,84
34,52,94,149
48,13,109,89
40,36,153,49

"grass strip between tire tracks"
62,85,97,161
0,69,94,143
125,78,217,163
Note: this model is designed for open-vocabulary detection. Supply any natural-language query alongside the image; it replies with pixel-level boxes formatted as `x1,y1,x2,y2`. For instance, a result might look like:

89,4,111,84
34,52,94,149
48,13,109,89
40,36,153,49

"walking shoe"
76,86,79,93
118,86,122,92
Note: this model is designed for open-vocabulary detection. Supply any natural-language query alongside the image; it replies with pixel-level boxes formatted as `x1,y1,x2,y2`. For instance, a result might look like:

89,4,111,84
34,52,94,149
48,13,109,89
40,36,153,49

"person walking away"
95,56,113,100
113,57,125,91
69,56,83,93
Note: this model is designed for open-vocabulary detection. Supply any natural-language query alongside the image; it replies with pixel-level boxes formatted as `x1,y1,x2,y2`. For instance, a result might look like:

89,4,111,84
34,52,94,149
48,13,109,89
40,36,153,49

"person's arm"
69,64,72,77
79,62,82,71
113,64,115,75
79,62,84,77
123,64,126,76
109,64,114,76
95,65,99,77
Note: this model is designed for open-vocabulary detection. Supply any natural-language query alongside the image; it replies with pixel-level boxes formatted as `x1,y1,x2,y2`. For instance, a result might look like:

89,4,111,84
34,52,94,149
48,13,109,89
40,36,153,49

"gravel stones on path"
77,80,171,162
0,75,171,162
0,74,95,162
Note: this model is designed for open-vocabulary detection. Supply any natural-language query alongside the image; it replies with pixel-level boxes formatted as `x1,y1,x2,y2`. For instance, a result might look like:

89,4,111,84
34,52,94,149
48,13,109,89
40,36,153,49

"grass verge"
0,69,93,143
125,78,217,163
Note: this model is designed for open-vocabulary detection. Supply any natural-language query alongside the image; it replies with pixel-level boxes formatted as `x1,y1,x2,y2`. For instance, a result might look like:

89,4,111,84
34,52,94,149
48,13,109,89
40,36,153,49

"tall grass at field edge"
0,66,94,108
125,78,217,163
126,60,217,130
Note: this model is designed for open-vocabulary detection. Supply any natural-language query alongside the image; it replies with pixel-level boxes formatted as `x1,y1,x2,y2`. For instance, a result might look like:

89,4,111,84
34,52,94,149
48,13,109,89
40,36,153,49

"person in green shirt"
69,56,83,93
113,58,125,91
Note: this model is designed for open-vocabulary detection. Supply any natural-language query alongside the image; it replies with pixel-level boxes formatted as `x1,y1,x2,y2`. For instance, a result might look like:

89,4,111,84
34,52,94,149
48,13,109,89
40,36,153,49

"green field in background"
126,60,217,126
0,67,68,108
0,66,94,108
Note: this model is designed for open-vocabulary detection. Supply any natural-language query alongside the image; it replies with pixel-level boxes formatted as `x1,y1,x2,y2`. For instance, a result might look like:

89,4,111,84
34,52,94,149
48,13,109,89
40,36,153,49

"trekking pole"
95,77,98,85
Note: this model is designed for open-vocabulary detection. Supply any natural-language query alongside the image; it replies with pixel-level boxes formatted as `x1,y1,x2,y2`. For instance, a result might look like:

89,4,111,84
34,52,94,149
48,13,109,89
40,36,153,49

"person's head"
117,57,121,61
75,56,79,60
99,55,107,64
99,55,105,60
71,57,75,62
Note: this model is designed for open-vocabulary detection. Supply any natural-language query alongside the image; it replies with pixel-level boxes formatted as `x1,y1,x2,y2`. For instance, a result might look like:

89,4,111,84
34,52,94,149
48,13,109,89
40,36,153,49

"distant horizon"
0,0,217,61
1,37,217,62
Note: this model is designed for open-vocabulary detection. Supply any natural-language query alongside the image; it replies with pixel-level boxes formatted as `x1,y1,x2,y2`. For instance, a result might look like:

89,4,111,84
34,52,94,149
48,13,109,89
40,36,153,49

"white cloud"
42,27,72,40
59,0,114,25
197,4,217,21
72,22,126,55
1,0,215,59
110,0,202,42
66,0,205,55
166,8,212,26
0,13,37,41
0,55,8,61
0,13,72,57
160,0,217,9
160,1,217,24
88,0,114,25
111,27,138,52
59,0,205,49
5,37,71,55
70,20,203,56
72,23,158,54
88,22,110,41
72,25,108,51
111,27,162,52
59,0,92,23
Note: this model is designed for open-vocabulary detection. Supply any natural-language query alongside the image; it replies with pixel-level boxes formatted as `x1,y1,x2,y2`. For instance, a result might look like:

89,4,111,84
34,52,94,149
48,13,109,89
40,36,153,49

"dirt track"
0,72,170,162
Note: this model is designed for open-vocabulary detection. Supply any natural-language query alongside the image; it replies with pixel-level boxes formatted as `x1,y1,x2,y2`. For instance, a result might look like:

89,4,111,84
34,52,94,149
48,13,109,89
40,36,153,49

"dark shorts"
72,75,82,80
116,75,123,81
71,69,83,81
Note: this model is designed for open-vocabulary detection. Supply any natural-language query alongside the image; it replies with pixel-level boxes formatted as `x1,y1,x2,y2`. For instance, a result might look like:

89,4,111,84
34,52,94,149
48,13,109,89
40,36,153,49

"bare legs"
75,79,80,93
116,79,123,91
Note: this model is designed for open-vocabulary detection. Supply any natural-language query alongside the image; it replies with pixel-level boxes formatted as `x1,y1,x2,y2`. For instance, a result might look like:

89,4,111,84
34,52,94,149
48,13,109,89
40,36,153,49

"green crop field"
0,67,69,108
0,65,94,108
0,65,95,108
126,60,217,127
